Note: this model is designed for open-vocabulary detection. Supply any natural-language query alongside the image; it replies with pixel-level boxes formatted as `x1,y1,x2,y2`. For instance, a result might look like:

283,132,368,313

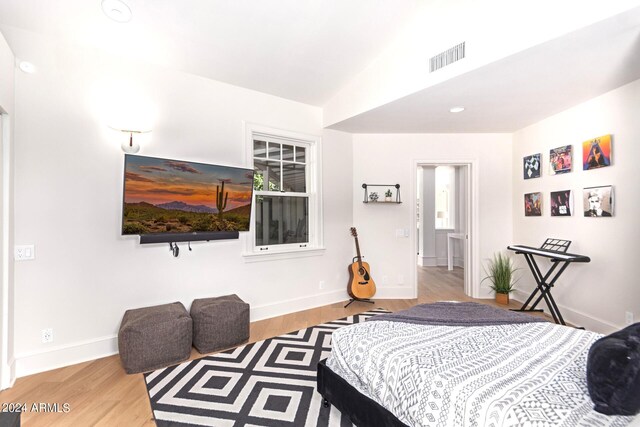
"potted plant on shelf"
482,252,518,305
384,189,393,202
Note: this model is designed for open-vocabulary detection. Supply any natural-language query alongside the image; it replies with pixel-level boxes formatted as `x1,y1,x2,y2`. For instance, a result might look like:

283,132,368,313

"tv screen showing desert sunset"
122,155,254,235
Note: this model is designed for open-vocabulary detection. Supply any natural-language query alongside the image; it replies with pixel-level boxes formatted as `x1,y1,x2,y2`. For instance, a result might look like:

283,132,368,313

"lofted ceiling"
329,7,640,133
0,0,426,106
0,1,639,133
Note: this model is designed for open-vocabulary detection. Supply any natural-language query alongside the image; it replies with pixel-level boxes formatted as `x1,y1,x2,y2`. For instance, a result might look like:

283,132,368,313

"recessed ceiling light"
18,61,36,74
450,106,465,113
102,0,132,23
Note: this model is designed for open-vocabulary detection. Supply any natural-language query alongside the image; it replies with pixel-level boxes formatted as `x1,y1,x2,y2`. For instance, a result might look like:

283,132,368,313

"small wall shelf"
362,183,401,204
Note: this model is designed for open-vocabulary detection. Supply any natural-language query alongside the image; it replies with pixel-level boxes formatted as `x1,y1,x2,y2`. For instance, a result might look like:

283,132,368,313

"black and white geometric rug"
144,308,388,426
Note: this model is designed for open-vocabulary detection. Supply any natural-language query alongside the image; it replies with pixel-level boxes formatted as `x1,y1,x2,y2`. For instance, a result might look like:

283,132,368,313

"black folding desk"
507,239,590,325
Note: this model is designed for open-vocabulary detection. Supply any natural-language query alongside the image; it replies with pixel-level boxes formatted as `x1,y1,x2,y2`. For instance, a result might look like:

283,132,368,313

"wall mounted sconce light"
110,127,151,153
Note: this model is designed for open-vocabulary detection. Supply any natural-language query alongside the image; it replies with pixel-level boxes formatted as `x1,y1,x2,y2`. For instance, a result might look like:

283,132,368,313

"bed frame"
317,359,407,427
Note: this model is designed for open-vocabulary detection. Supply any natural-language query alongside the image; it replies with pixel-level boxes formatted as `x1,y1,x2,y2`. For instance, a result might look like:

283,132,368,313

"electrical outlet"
41,328,53,343
625,311,634,325
382,275,389,286
319,280,325,290
398,275,404,285
15,245,35,261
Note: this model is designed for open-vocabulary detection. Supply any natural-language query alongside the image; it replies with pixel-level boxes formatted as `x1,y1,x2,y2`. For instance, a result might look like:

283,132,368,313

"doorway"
413,161,477,300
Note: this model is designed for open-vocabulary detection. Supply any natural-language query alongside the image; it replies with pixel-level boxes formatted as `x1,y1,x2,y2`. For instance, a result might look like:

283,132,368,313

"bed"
317,302,637,427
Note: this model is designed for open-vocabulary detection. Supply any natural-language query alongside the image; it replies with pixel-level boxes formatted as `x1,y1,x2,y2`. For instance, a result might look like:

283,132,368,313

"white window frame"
243,123,324,261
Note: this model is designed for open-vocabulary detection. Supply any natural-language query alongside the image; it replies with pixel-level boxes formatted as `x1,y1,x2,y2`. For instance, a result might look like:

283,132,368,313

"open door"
415,162,475,300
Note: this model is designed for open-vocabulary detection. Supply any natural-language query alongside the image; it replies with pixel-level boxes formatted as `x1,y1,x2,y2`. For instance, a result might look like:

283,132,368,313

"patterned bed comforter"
326,321,635,427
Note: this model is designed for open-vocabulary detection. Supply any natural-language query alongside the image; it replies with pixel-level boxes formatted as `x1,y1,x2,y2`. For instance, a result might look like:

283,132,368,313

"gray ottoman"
118,302,192,374
190,294,250,354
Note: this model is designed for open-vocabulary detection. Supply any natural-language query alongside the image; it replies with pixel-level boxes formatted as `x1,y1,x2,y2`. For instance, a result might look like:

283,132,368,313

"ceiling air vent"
429,42,465,72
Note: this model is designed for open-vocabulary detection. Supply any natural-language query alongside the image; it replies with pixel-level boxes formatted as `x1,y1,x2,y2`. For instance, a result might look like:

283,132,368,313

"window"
435,166,455,229
244,124,323,259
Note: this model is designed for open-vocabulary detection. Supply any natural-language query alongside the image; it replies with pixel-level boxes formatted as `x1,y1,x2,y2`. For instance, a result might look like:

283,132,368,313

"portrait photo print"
583,185,614,217
550,190,573,216
523,153,541,179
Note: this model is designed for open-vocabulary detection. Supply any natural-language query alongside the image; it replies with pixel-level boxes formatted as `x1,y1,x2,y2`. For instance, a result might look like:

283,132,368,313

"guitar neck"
354,236,363,269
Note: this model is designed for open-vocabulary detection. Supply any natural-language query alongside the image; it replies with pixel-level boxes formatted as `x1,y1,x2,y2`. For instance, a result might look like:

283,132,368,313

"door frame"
410,159,480,298
1,111,13,389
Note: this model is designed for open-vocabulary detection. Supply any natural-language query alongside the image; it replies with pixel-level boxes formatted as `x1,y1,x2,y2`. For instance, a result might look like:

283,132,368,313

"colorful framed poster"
524,192,542,216
549,145,572,175
583,185,614,217
523,153,541,179
550,190,573,216
582,134,612,170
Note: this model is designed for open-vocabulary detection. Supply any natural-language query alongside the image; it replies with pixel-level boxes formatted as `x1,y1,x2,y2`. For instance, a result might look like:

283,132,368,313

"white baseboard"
13,288,418,379
374,286,416,299
250,287,415,321
511,289,621,334
418,256,436,267
15,335,118,379
0,357,16,390
250,289,349,322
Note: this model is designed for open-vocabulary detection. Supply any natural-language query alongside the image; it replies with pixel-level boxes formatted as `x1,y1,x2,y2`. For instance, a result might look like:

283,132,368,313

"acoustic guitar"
348,227,376,300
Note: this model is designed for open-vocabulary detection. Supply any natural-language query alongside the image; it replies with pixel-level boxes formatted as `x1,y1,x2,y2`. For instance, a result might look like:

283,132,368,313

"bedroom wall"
352,133,512,299
0,31,16,388
6,28,354,377
512,78,640,333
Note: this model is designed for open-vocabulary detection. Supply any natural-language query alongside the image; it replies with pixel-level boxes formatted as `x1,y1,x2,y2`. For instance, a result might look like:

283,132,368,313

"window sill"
242,247,326,263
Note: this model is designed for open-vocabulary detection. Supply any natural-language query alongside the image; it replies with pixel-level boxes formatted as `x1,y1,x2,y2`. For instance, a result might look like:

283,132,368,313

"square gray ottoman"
118,301,192,374
191,294,249,354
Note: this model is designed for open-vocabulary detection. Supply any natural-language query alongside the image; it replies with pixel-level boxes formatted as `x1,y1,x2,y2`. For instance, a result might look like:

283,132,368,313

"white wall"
8,30,354,377
512,79,640,333
0,30,16,389
352,133,512,299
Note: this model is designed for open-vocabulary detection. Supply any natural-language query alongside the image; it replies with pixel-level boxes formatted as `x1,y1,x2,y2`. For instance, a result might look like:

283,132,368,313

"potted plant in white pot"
384,189,393,202
482,252,518,305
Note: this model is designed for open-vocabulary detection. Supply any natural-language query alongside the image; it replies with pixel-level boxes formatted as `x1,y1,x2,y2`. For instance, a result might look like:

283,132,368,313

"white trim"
243,122,323,259
1,112,12,390
242,247,326,263
511,289,620,334
417,256,437,267
373,286,415,299
14,335,118,378
249,289,346,322
411,159,479,299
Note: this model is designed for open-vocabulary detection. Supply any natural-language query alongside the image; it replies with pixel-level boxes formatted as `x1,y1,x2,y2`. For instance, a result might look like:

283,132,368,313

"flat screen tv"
122,154,254,243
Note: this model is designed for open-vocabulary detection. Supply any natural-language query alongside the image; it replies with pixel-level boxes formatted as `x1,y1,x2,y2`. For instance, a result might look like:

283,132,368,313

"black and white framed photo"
583,185,614,217
550,190,573,216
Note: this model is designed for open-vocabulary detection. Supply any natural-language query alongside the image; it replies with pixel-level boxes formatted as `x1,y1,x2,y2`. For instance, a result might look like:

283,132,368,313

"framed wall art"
583,185,614,217
582,134,612,170
524,192,542,216
550,189,573,216
549,145,572,175
523,153,541,179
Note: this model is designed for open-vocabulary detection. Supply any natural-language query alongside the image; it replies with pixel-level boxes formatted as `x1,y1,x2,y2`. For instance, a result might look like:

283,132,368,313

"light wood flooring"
0,266,530,426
